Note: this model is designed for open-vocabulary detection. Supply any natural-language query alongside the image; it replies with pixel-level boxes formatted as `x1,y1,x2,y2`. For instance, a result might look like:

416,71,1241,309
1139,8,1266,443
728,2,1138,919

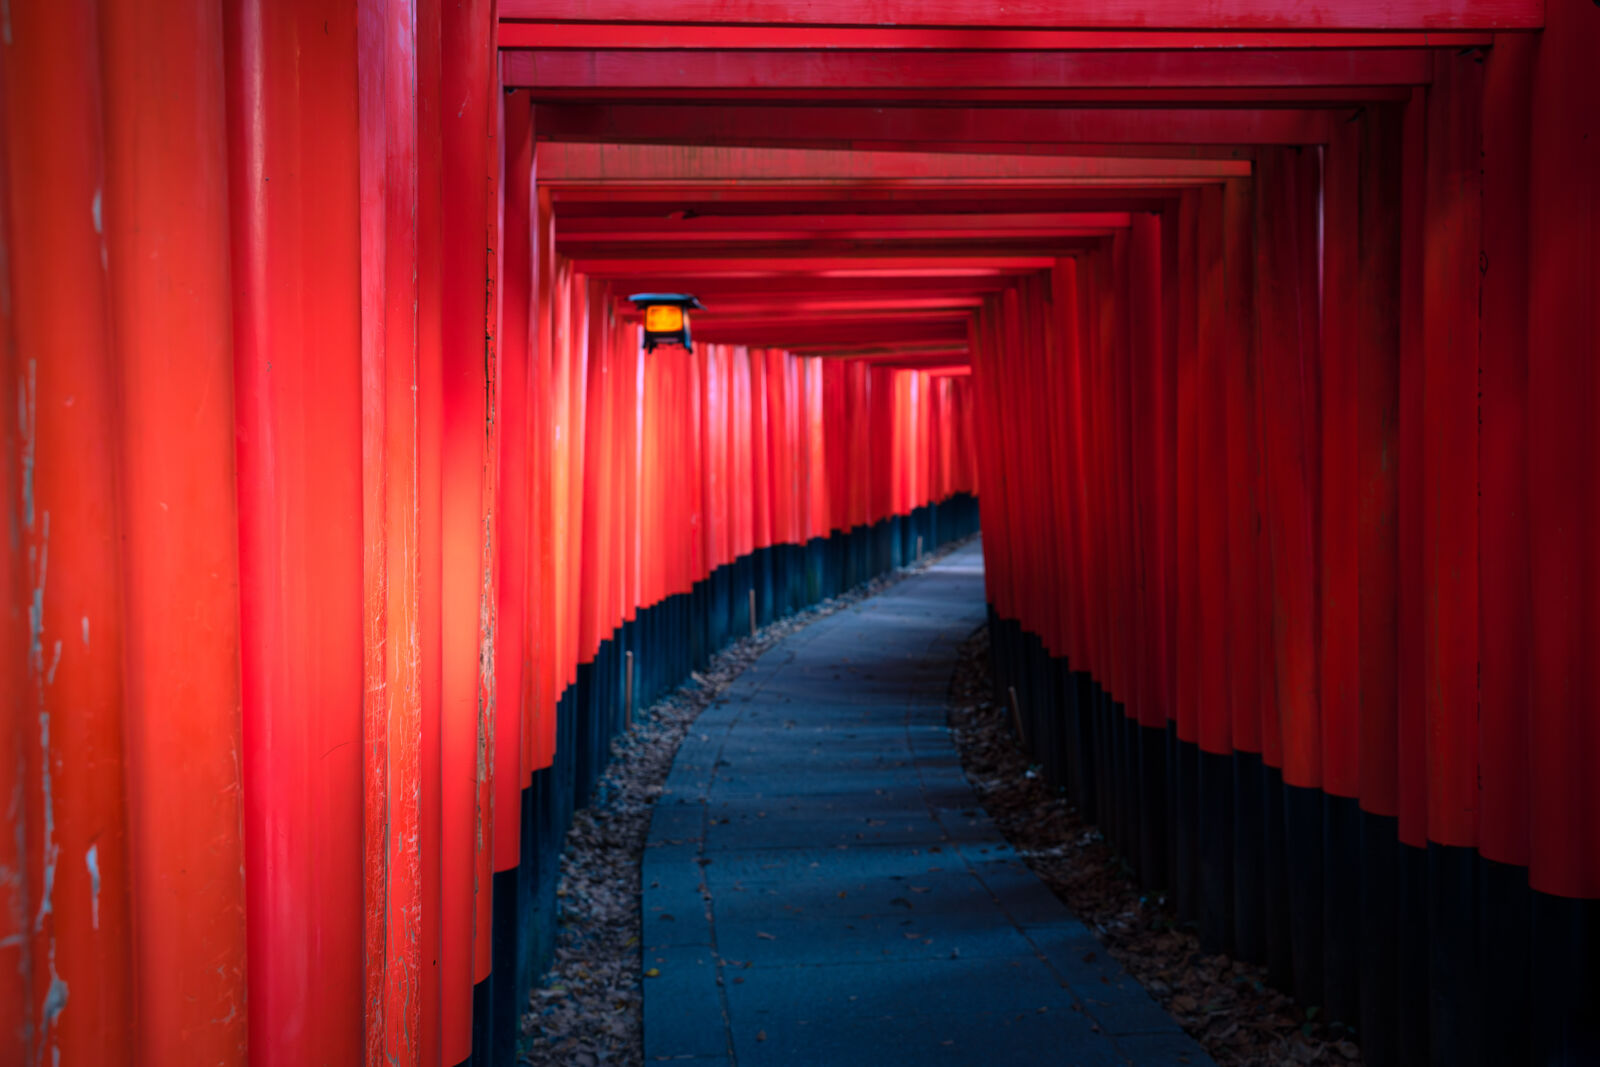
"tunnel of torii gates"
3,1,1600,1066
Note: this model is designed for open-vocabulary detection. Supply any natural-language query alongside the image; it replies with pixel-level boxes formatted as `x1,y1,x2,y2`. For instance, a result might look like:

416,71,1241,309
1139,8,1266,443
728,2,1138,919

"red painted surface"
1477,34,1535,872
357,3,426,1063
100,1,250,1063
1526,0,1600,901
534,103,1340,148
1419,50,1483,851
438,0,498,1055
1,6,133,1064
502,48,1436,90
224,4,367,1064
415,0,448,1059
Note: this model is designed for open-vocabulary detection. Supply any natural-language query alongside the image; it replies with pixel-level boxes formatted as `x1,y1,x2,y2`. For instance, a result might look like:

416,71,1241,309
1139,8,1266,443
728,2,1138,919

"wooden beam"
503,48,1434,91
694,319,969,345
536,143,1252,182
497,21,1519,46
561,211,1132,237
534,103,1339,147
572,255,1058,273
517,86,1416,107
594,275,1021,296
564,237,1101,260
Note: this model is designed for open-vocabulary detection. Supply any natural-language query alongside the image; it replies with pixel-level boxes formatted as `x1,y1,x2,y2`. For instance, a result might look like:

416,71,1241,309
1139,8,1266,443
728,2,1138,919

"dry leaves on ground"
946,625,1364,1067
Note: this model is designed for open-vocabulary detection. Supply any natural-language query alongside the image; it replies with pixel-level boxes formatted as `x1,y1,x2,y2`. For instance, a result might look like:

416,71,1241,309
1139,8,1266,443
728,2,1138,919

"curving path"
641,541,1215,1067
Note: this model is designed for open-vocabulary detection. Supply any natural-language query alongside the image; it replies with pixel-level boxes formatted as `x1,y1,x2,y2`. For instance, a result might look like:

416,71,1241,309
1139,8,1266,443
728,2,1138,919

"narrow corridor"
642,543,1211,1066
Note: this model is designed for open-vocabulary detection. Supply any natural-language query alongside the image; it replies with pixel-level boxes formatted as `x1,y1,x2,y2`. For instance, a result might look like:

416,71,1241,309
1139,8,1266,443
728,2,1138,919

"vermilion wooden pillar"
1418,52,1489,1067
1353,101,1405,1067
1525,7,1600,1060
1476,34,1534,884
415,0,447,1059
0,102,22,1062
356,2,425,1064
1195,182,1238,955
1253,145,1323,1000
1526,10,1600,1062
1419,48,1484,862
1474,31,1536,1067
224,4,367,1064
439,0,497,1058
1526,0,1600,908
99,0,250,1062
497,90,533,877
1,3,134,1062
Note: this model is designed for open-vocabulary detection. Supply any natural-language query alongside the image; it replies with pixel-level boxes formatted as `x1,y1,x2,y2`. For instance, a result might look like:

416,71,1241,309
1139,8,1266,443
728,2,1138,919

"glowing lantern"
629,292,705,353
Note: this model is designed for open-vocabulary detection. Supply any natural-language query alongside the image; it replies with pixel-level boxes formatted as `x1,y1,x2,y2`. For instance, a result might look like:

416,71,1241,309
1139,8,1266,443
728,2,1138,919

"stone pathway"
641,541,1215,1066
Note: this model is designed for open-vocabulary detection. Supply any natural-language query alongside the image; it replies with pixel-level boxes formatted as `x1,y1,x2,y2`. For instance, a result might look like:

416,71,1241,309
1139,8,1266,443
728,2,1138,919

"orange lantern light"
629,292,705,352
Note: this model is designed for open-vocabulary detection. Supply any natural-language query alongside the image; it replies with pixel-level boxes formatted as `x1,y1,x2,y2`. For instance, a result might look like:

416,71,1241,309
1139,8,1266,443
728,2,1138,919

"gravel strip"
946,625,1365,1067
518,537,979,1067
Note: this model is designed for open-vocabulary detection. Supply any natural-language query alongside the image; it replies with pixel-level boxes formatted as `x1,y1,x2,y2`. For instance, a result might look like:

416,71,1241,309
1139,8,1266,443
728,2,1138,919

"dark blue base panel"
452,493,980,1066
986,610,1600,1067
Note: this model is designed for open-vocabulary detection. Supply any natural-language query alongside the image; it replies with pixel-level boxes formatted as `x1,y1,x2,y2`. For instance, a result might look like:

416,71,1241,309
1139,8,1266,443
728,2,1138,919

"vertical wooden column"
529,185,557,771
1525,3,1600,1061
1,3,134,1062
1419,50,1485,859
0,85,22,1063
1222,179,1263,919
99,1,249,1062
415,0,447,1060
1253,145,1324,1000
1476,31,1536,1067
1353,102,1405,1067
496,90,533,880
1419,51,1487,1067
1194,183,1235,954
356,2,424,1064
1320,132,1361,808
1527,0,1600,906
224,4,367,1063
438,0,497,1057
1318,121,1362,1028
473,43,502,1023
1130,212,1170,886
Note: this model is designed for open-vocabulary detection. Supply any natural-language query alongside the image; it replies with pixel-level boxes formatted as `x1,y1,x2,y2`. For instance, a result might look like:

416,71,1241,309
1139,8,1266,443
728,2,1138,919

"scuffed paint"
20,361,35,528
79,617,87,646
85,846,100,929
92,189,108,271
38,969,67,1067
34,711,56,931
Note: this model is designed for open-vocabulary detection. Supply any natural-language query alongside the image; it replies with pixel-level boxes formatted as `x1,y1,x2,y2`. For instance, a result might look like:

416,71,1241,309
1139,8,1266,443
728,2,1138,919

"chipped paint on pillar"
22,358,64,1061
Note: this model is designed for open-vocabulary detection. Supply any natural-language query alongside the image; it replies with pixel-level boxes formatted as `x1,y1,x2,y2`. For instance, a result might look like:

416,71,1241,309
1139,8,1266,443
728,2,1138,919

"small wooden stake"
624,650,635,729
1008,685,1028,747
749,588,758,637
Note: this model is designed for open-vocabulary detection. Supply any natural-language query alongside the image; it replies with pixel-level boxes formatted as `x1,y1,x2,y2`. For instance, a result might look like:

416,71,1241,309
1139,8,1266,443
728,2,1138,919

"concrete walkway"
641,541,1215,1066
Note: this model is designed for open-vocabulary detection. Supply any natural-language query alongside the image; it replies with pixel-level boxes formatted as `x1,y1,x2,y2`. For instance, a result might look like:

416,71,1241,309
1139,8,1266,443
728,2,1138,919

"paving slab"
642,541,1215,1066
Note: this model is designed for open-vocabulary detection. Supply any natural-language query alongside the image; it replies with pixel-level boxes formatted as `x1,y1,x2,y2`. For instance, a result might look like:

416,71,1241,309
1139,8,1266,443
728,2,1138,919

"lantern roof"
628,292,705,310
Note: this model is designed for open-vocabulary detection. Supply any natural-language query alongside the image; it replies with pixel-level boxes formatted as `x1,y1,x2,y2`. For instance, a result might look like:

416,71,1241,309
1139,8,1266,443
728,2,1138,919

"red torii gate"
4,2,1597,1067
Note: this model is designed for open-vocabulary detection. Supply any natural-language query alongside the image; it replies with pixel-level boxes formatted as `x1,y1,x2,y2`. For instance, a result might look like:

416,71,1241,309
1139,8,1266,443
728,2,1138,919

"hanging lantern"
629,292,705,353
